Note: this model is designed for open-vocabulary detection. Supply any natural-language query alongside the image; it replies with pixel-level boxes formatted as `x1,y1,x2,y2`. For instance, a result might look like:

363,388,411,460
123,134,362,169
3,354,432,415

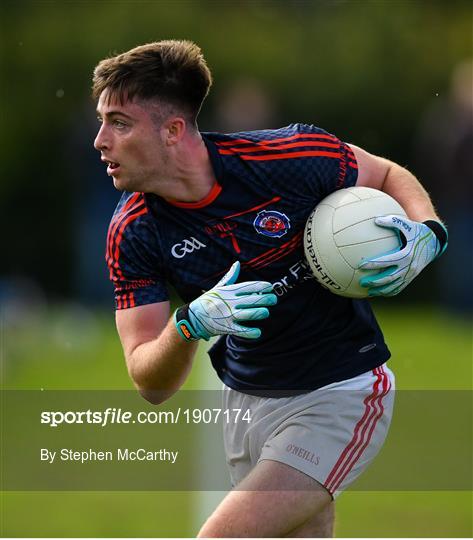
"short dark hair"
92,40,212,123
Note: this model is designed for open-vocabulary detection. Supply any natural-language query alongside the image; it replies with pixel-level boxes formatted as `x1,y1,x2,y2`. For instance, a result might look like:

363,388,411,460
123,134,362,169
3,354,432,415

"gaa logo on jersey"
253,210,290,238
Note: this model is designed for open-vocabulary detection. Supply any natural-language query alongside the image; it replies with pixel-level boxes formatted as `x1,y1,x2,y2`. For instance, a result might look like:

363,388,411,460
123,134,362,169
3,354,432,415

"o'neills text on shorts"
286,444,320,465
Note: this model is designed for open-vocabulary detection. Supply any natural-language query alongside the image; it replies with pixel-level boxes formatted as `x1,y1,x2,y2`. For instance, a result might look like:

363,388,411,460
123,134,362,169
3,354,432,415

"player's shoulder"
110,191,159,224
203,123,334,144
112,191,146,217
108,191,158,246
242,123,335,141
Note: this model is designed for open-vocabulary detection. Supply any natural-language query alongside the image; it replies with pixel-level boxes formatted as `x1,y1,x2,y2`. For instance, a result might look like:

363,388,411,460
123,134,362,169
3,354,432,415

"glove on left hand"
174,261,277,341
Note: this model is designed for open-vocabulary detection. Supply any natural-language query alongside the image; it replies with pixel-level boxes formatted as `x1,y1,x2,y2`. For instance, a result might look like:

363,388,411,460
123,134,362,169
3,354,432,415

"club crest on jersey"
253,210,290,238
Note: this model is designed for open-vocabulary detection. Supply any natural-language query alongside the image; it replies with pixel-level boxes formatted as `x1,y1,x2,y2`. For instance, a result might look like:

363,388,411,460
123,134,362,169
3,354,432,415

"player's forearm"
127,318,199,404
381,161,441,223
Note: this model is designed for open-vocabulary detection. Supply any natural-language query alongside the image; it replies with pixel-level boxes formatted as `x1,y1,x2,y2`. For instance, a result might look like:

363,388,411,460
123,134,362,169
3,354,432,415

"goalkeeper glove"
359,215,448,297
174,261,277,341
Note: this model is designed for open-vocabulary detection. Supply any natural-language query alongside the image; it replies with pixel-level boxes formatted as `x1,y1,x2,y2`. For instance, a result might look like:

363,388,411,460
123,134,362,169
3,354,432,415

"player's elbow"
127,363,176,405
136,384,176,405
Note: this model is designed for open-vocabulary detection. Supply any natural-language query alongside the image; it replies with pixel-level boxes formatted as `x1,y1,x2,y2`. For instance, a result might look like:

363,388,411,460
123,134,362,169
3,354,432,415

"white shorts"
223,364,395,498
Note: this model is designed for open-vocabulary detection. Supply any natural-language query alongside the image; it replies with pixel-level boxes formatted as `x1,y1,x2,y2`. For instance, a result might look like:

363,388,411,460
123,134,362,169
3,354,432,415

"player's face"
94,91,169,192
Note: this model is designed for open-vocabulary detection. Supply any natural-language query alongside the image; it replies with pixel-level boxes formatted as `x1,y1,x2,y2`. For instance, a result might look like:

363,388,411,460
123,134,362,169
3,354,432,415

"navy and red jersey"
106,123,390,395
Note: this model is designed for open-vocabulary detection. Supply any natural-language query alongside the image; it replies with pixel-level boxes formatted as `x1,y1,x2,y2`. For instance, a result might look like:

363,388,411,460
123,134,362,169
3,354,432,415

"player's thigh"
197,459,332,538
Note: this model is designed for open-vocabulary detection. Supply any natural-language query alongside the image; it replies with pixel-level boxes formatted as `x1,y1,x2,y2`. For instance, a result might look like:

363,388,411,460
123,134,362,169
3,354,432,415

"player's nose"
94,124,110,151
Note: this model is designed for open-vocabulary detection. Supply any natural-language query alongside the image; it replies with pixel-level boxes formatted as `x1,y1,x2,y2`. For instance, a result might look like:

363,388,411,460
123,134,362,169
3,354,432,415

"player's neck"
158,133,217,204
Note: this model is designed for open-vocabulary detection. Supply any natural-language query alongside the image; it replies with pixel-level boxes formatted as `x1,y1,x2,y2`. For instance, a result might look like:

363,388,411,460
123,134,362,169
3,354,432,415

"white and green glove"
174,261,277,341
359,216,448,297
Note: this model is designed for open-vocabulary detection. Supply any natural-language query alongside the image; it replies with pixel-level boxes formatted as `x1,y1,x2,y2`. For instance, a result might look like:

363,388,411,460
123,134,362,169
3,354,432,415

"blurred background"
1,0,472,537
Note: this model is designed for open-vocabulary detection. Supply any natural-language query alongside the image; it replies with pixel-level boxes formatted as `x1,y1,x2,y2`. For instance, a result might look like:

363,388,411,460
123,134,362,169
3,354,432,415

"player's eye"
113,119,127,129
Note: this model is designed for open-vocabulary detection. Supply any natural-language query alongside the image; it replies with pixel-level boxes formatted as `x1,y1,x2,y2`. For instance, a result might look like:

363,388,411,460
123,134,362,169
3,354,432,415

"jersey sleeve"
285,123,358,200
106,193,168,309
213,123,358,203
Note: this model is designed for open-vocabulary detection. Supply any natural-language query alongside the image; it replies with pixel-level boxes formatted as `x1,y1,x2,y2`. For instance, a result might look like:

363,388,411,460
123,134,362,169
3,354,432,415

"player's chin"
112,174,129,191
112,170,145,193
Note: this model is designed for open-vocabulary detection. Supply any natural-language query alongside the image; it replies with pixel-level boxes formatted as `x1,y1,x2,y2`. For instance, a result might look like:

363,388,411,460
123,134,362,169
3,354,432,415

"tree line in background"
1,0,471,306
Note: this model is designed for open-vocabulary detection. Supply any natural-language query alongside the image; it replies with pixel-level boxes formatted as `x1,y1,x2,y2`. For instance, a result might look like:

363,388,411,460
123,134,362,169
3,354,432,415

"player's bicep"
116,301,170,359
349,144,392,190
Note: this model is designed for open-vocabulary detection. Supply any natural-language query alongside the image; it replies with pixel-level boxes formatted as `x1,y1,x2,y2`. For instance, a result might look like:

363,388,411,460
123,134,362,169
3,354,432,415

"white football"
303,186,407,298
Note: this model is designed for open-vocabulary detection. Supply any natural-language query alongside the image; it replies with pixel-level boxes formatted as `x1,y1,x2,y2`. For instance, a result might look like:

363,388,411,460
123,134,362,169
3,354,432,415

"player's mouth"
102,157,121,176
107,162,120,175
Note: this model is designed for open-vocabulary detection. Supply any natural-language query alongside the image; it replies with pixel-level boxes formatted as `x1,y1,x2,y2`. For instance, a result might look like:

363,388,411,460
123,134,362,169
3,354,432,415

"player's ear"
164,117,186,146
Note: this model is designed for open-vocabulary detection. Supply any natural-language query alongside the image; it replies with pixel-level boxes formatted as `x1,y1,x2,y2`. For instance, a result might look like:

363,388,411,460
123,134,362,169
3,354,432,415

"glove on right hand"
359,215,447,296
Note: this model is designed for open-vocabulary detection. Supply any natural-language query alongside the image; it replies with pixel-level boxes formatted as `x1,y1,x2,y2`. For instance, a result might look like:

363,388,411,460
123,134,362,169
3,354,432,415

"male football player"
93,40,447,537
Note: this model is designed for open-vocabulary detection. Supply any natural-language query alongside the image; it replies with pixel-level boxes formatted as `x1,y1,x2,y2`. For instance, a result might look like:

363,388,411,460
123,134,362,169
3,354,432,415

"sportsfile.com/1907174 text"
40,407,252,428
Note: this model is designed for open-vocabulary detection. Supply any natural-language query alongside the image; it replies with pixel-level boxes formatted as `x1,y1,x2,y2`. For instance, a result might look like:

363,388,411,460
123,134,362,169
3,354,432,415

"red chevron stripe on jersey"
106,192,142,264
217,134,357,169
107,195,148,281
107,197,146,278
115,278,155,290
251,232,303,270
111,206,148,281
237,150,342,161
324,366,390,494
216,138,253,146
204,231,303,284
259,133,338,145
218,140,340,155
117,291,136,309
346,147,358,169
223,196,282,219
242,231,304,271
216,133,338,148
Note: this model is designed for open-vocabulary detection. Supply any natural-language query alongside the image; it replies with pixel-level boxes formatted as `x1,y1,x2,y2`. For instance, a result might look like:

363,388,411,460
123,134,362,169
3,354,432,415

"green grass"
336,491,472,537
1,304,471,537
374,305,472,390
0,492,194,537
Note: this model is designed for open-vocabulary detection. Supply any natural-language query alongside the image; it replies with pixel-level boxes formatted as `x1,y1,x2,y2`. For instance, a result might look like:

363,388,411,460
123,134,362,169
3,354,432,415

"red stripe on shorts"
324,366,390,494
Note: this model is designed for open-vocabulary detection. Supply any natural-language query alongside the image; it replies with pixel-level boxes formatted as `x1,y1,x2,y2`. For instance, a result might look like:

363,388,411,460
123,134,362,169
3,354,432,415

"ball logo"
304,213,342,291
253,210,290,238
